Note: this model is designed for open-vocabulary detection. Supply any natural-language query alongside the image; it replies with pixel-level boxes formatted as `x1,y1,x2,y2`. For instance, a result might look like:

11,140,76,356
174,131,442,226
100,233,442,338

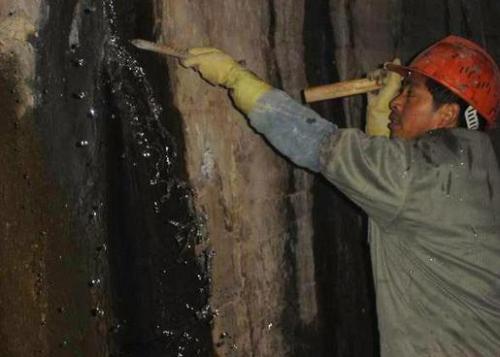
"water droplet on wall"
182,332,192,340
73,91,87,100
72,58,85,67
96,243,107,253
153,201,160,214
76,140,89,147
88,278,102,287
89,210,98,219
87,108,96,118
109,323,122,334
91,307,105,317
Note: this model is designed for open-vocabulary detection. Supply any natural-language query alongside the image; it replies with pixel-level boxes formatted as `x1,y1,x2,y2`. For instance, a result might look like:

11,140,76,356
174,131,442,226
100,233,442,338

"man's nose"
390,92,403,112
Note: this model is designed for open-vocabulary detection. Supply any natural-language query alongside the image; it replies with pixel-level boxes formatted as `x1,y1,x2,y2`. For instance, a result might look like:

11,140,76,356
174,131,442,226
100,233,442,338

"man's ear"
437,103,460,128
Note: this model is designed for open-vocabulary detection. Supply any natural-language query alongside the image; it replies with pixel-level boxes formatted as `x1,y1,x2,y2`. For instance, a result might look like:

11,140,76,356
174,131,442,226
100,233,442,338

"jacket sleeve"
247,89,337,172
319,129,413,225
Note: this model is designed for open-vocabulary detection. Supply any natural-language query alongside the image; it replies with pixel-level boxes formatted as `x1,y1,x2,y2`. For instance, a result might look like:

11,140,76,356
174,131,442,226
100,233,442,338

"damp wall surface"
2,0,213,355
159,1,322,355
0,0,109,356
1,1,500,356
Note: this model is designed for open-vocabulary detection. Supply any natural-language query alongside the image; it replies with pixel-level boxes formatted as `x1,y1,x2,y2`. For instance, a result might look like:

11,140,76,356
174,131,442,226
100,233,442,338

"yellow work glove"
182,48,272,114
366,58,403,137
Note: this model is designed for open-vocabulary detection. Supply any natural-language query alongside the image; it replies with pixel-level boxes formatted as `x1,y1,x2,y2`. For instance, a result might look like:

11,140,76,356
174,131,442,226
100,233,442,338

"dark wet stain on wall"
304,1,379,356
35,0,212,355
103,0,213,355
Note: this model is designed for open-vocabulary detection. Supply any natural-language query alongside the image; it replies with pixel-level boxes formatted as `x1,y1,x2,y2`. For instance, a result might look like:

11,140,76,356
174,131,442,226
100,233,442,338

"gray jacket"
248,89,500,356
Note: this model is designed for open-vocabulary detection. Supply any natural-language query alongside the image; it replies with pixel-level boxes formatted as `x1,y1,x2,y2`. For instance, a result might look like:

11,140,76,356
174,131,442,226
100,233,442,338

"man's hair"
425,78,486,130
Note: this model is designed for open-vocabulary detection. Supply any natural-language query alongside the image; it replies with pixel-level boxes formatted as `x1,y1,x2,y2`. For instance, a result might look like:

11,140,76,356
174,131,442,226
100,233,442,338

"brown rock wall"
0,1,109,356
159,1,316,355
0,4,48,356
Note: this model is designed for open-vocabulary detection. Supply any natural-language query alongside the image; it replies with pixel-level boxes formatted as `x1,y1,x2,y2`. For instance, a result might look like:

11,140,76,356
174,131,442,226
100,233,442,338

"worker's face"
389,74,447,140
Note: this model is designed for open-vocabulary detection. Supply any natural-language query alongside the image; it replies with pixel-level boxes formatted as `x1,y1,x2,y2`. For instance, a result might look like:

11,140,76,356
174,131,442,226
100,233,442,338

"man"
183,36,500,356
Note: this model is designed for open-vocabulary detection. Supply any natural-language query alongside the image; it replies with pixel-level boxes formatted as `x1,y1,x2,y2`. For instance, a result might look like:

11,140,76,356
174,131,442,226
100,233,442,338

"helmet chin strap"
465,105,480,130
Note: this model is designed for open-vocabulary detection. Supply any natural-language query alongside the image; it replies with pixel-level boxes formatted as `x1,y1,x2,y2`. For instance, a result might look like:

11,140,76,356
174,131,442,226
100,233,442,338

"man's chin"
390,129,414,140
389,122,401,139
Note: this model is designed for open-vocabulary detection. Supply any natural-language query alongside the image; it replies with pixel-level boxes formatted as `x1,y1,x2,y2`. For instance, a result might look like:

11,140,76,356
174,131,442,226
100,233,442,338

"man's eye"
398,87,408,96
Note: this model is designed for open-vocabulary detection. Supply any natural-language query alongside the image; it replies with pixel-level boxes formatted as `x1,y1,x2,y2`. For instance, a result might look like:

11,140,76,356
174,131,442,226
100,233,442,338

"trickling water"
72,58,86,67
91,306,105,318
103,30,178,204
88,278,102,287
87,107,96,118
73,90,87,99
77,140,89,147
101,0,213,355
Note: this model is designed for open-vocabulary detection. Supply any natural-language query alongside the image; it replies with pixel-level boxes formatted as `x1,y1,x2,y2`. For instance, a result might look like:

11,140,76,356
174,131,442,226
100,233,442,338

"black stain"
446,171,453,196
486,171,493,201
419,141,438,167
440,130,460,156
36,0,212,355
304,1,378,356
467,146,473,171
103,0,213,355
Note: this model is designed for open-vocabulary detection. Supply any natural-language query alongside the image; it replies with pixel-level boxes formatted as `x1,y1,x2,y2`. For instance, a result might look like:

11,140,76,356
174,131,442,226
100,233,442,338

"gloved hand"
366,58,403,137
182,47,272,114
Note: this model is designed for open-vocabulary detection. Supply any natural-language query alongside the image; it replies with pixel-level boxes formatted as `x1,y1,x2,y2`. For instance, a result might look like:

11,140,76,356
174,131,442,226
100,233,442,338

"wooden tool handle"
303,78,382,103
131,39,247,66
131,39,188,59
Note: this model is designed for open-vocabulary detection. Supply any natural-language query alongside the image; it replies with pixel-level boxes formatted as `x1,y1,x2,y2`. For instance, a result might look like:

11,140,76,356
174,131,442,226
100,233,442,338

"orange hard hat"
387,35,500,126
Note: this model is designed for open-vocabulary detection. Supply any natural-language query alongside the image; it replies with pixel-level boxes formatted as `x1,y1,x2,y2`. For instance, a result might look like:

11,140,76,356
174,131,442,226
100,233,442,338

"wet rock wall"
1,0,213,355
0,0,109,356
1,0,500,356
158,1,321,355
102,0,213,355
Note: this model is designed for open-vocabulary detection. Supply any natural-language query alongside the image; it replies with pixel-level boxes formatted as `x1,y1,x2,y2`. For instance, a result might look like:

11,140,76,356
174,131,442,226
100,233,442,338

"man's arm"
183,48,411,224
248,89,336,171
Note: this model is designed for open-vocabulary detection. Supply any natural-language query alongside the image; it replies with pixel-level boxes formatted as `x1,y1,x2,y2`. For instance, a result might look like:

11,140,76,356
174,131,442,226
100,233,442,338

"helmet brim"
385,63,412,78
